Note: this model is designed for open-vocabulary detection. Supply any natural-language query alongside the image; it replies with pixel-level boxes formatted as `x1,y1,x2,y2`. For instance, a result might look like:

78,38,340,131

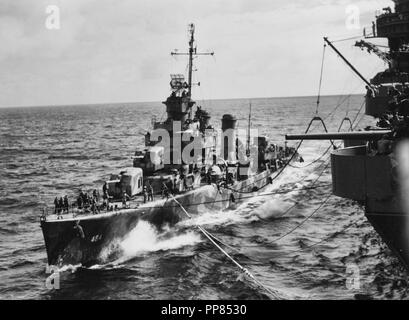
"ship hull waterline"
41,171,273,267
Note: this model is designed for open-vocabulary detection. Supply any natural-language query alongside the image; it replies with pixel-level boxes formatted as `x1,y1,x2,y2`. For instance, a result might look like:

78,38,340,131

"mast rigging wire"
316,43,327,114
269,193,332,244
331,35,363,43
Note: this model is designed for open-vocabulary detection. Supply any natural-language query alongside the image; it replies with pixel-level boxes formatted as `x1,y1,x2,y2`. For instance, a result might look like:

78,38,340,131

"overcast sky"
0,0,393,107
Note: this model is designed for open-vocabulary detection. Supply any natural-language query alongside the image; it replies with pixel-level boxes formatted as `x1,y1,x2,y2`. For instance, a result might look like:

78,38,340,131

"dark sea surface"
0,95,408,300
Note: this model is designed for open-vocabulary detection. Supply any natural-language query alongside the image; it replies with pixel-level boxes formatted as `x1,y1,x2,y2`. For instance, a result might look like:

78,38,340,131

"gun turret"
285,130,391,141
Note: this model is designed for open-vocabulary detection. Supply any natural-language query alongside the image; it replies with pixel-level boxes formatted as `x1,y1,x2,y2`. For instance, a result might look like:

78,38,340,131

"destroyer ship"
287,0,409,270
40,24,299,267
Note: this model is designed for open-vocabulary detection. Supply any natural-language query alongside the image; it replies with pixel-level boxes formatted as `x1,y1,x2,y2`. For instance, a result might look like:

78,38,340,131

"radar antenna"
171,23,214,97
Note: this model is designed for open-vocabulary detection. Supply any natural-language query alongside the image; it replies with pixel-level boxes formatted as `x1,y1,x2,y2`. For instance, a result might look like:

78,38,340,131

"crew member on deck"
147,183,154,202
79,189,85,200
56,197,63,219
54,197,59,214
122,191,130,208
92,189,99,203
206,168,212,184
161,183,170,199
86,193,92,207
77,194,83,209
58,197,64,214
91,197,99,214
102,182,109,208
143,186,148,203
63,195,69,214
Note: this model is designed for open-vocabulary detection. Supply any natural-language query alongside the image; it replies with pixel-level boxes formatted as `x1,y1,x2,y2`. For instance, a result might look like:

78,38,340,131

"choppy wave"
98,221,202,265
1,97,408,300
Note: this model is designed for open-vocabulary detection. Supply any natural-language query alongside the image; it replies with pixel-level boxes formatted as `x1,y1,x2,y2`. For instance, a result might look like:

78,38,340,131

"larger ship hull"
330,145,409,270
41,171,272,267
366,212,409,270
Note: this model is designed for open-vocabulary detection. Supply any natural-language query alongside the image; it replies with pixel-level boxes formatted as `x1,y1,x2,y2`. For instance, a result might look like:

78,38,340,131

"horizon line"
0,92,365,109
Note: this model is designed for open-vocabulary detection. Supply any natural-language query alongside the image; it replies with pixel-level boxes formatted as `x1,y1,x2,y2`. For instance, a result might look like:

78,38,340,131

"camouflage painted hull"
41,171,272,267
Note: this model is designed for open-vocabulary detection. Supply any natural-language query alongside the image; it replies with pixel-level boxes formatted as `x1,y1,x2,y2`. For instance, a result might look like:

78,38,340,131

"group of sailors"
77,189,101,214
53,196,69,218
52,181,160,218
143,184,155,203
50,143,298,217
53,188,105,218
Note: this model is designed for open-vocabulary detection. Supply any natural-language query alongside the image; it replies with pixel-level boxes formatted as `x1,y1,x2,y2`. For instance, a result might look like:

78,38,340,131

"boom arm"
324,37,372,88
286,130,391,141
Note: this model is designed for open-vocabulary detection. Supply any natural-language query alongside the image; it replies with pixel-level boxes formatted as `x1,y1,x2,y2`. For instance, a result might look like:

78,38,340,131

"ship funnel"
221,114,237,161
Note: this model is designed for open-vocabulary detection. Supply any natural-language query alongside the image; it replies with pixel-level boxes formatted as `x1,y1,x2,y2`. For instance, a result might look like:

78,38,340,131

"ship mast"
187,24,194,97
246,102,252,156
171,23,214,98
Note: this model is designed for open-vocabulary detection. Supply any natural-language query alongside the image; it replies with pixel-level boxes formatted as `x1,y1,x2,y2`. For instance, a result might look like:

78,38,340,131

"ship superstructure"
287,0,409,270
40,24,300,267
358,0,409,117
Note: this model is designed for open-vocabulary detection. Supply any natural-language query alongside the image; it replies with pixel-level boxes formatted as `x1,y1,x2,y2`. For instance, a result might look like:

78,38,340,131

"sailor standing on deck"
54,197,59,214
143,186,148,203
77,195,82,209
206,168,212,184
63,195,69,214
91,197,100,214
58,197,64,213
57,197,64,219
162,185,169,199
147,183,154,202
92,189,99,203
122,191,130,208
102,182,109,208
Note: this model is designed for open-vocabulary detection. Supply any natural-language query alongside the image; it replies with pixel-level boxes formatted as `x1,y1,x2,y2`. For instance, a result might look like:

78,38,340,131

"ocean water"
0,95,408,300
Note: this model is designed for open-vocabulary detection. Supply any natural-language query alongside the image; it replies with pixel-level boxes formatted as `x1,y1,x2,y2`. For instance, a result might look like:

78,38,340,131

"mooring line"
200,228,241,254
167,191,284,299
269,193,332,244
181,158,333,256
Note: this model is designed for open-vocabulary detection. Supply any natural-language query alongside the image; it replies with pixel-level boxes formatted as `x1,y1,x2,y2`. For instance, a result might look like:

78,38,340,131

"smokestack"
221,114,237,162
